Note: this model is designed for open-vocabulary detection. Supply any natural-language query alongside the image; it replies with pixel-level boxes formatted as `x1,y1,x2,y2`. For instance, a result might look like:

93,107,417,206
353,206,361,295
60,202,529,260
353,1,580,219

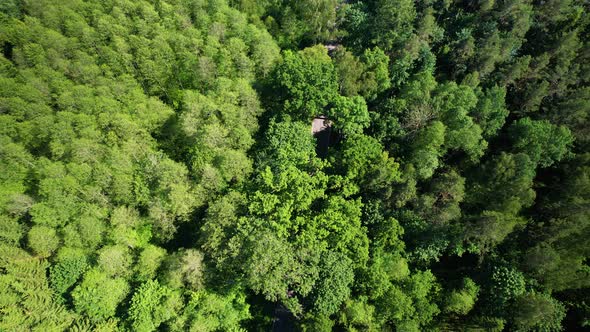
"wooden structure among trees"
312,115,332,158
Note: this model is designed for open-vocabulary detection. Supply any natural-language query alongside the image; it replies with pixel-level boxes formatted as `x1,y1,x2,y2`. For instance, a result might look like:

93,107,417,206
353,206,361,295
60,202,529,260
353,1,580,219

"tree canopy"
0,0,588,330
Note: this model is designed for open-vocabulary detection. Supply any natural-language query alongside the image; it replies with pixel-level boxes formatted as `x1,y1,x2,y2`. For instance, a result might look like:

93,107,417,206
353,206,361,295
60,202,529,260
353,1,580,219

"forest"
0,0,588,331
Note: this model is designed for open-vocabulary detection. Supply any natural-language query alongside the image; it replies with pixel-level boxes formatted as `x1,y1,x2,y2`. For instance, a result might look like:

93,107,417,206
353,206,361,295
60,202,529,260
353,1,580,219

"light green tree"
27,225,59,257
72,268,130,322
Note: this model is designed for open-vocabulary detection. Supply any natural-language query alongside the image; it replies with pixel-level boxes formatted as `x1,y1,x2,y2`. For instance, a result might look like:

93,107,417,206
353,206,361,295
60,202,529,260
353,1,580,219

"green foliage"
171,288,251,332
50,248,88,294
444,278,479,315
301,313,334,332
466,210,527,254
0,0,588,329
361,251,409,299
274,45,339,120
333,47,390,100
473,85,509,138
414,169,465,224
27,225,59,257
509,118,574,167
337,296,379,331
72,268,130,322
467,152,536,216
549,87,590,146
200,190,249,270
521,154,590,291
244,229,320,315
375,270,441,330
335,134,400,196
310,251,355,316
239,0,337,48
334,48,367,97
135,245,167,282
128,280,180,332
97,245,132,277
160,249,206,291
257,118,318,171
370,0,417,52
360,47,391,100
410,121,446,180
312,196,370,266
0,215,23,245
512,292,566,332
0,245,74,330
329,95,370,136
487,265,526,311
177,80,262,199
433,82,487,160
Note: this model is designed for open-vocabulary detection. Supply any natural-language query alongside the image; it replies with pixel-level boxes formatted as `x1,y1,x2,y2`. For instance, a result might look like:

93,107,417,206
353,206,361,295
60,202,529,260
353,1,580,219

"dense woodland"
0,0,588,330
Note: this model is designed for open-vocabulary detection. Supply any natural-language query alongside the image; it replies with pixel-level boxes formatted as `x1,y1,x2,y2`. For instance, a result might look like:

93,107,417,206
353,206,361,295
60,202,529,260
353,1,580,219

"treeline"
0,0,588,331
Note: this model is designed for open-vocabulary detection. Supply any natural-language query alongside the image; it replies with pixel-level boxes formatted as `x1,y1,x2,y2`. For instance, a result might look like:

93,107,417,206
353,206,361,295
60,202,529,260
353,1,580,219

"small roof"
312,116,332,158
311,116,331,135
